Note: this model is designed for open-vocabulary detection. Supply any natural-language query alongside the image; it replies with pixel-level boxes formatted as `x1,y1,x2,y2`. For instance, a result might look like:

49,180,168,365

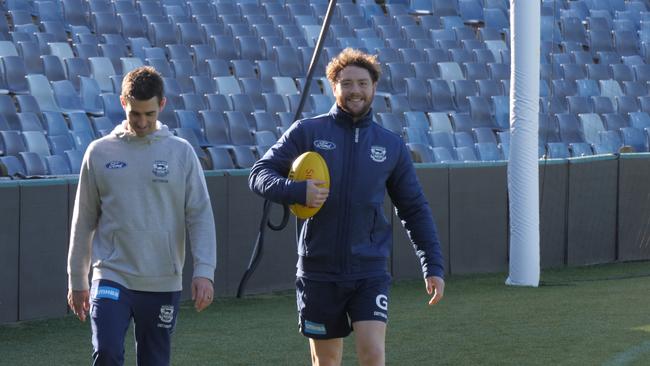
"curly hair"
121,66,164,103
325,48,381,84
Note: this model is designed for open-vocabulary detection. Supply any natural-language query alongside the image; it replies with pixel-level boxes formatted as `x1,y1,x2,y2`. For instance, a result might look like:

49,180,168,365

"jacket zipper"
341,127,359,273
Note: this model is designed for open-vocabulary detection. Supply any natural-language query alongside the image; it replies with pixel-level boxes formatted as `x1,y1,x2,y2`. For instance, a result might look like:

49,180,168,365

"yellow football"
288,151,330,219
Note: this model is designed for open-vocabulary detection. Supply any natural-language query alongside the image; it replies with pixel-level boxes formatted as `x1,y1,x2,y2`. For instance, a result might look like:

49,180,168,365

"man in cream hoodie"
67,66,216,365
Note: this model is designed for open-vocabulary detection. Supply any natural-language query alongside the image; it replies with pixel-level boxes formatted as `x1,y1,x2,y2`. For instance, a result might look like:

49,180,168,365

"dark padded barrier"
617,154,650,261
567,156,617,266
19,180,69,321
539,160,569,268
449,162,508,274
392,164,450,280
0,182,20,323
224,170,297,296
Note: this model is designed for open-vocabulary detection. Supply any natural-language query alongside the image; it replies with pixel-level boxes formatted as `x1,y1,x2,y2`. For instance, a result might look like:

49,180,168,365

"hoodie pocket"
103,230,177,277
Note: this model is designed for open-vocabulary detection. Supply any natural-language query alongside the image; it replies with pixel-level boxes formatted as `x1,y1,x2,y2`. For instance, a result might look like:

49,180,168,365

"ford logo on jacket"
249,105,445,281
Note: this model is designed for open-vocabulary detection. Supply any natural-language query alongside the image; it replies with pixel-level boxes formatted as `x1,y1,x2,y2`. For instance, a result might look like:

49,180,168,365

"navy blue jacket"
248,105,445,281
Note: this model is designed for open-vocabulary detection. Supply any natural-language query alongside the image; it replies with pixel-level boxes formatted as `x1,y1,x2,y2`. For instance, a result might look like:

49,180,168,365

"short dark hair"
326,48,381,84
121,66,164,103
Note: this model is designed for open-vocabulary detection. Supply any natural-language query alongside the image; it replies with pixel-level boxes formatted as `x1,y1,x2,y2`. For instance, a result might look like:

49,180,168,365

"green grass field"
2,261,650,365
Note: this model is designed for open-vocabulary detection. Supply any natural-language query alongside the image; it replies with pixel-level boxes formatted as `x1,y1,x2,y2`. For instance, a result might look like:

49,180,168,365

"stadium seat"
22,131,51,158
224,111,255,146
428,113,453,133
546,142,570,159
91,116,114,136
1,56,29,94
575,79,600,97
16,112,44,132
449,112,473,133
27,74,84,115
41,112,68,138
475,142,502,161
429,131,456,153
230,145,257,169
174,127,208,163
578,113,606,145
620,127,647,152
206,94,232,113
403,126,430,146
251,111,279,136
567,96,594,115
407,142,434,163
200,110,231,146
623,81,649,97
40,55,66,82
405,78,431,111
473,127,497,144
16,41,43,75
454,145,478,161
432,146,455,163
556,113,585,143
205,146,235,170
437,62,465,81
203,59,230,79
262,93,289,115
0,130,26,156
68,112,97,139
88,57,117,93
629,112,650,130
591,96,615,114
214,76,242,97
428,79,455,112
468,96,496,128
599,79,624,98
598,130,623,154
44,154,72,175
376,113,404,135
52,80,88,114
63,58,91,91
176,110,209,147
452,80,478,113
150,22,178,47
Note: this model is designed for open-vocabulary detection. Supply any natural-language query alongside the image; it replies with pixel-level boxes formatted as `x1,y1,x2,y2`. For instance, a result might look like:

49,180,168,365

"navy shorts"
296,275,391,339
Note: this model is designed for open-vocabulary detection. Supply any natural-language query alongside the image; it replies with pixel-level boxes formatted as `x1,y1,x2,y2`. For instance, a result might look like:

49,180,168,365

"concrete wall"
2,154,650,324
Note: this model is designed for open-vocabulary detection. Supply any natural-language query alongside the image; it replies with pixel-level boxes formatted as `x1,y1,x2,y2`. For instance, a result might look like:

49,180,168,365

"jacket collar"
329,104,373,128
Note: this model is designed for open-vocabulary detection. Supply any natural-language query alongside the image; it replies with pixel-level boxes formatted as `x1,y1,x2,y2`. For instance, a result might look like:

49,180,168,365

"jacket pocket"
350,204,389,258
103,230,176,277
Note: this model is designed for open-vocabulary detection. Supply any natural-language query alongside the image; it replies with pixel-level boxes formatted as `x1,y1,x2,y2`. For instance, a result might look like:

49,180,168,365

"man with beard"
249,48,445,366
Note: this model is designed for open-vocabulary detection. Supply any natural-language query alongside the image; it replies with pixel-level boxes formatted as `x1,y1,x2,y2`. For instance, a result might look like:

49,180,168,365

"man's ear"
159,97,167,111
119,95,127,110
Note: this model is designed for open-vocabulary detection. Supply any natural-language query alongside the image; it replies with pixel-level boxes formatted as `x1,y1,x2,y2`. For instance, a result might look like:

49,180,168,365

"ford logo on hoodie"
106,161,127,169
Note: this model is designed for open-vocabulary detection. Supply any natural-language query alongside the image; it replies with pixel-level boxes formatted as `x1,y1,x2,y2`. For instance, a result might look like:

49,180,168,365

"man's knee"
356,342,384,366
312,352,342,366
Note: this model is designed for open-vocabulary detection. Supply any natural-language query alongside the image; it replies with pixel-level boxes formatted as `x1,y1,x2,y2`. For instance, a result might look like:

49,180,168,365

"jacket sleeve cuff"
69,274,90,291
193,264,216,282
288,180,308,205
424,265,445,279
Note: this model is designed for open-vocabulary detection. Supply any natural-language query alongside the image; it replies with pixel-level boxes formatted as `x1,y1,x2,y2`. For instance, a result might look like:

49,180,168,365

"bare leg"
309,338,343,366
353,321,386,366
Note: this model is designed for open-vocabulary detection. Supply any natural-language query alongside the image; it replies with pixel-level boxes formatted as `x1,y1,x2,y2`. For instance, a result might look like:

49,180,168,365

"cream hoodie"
67,121,216,292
